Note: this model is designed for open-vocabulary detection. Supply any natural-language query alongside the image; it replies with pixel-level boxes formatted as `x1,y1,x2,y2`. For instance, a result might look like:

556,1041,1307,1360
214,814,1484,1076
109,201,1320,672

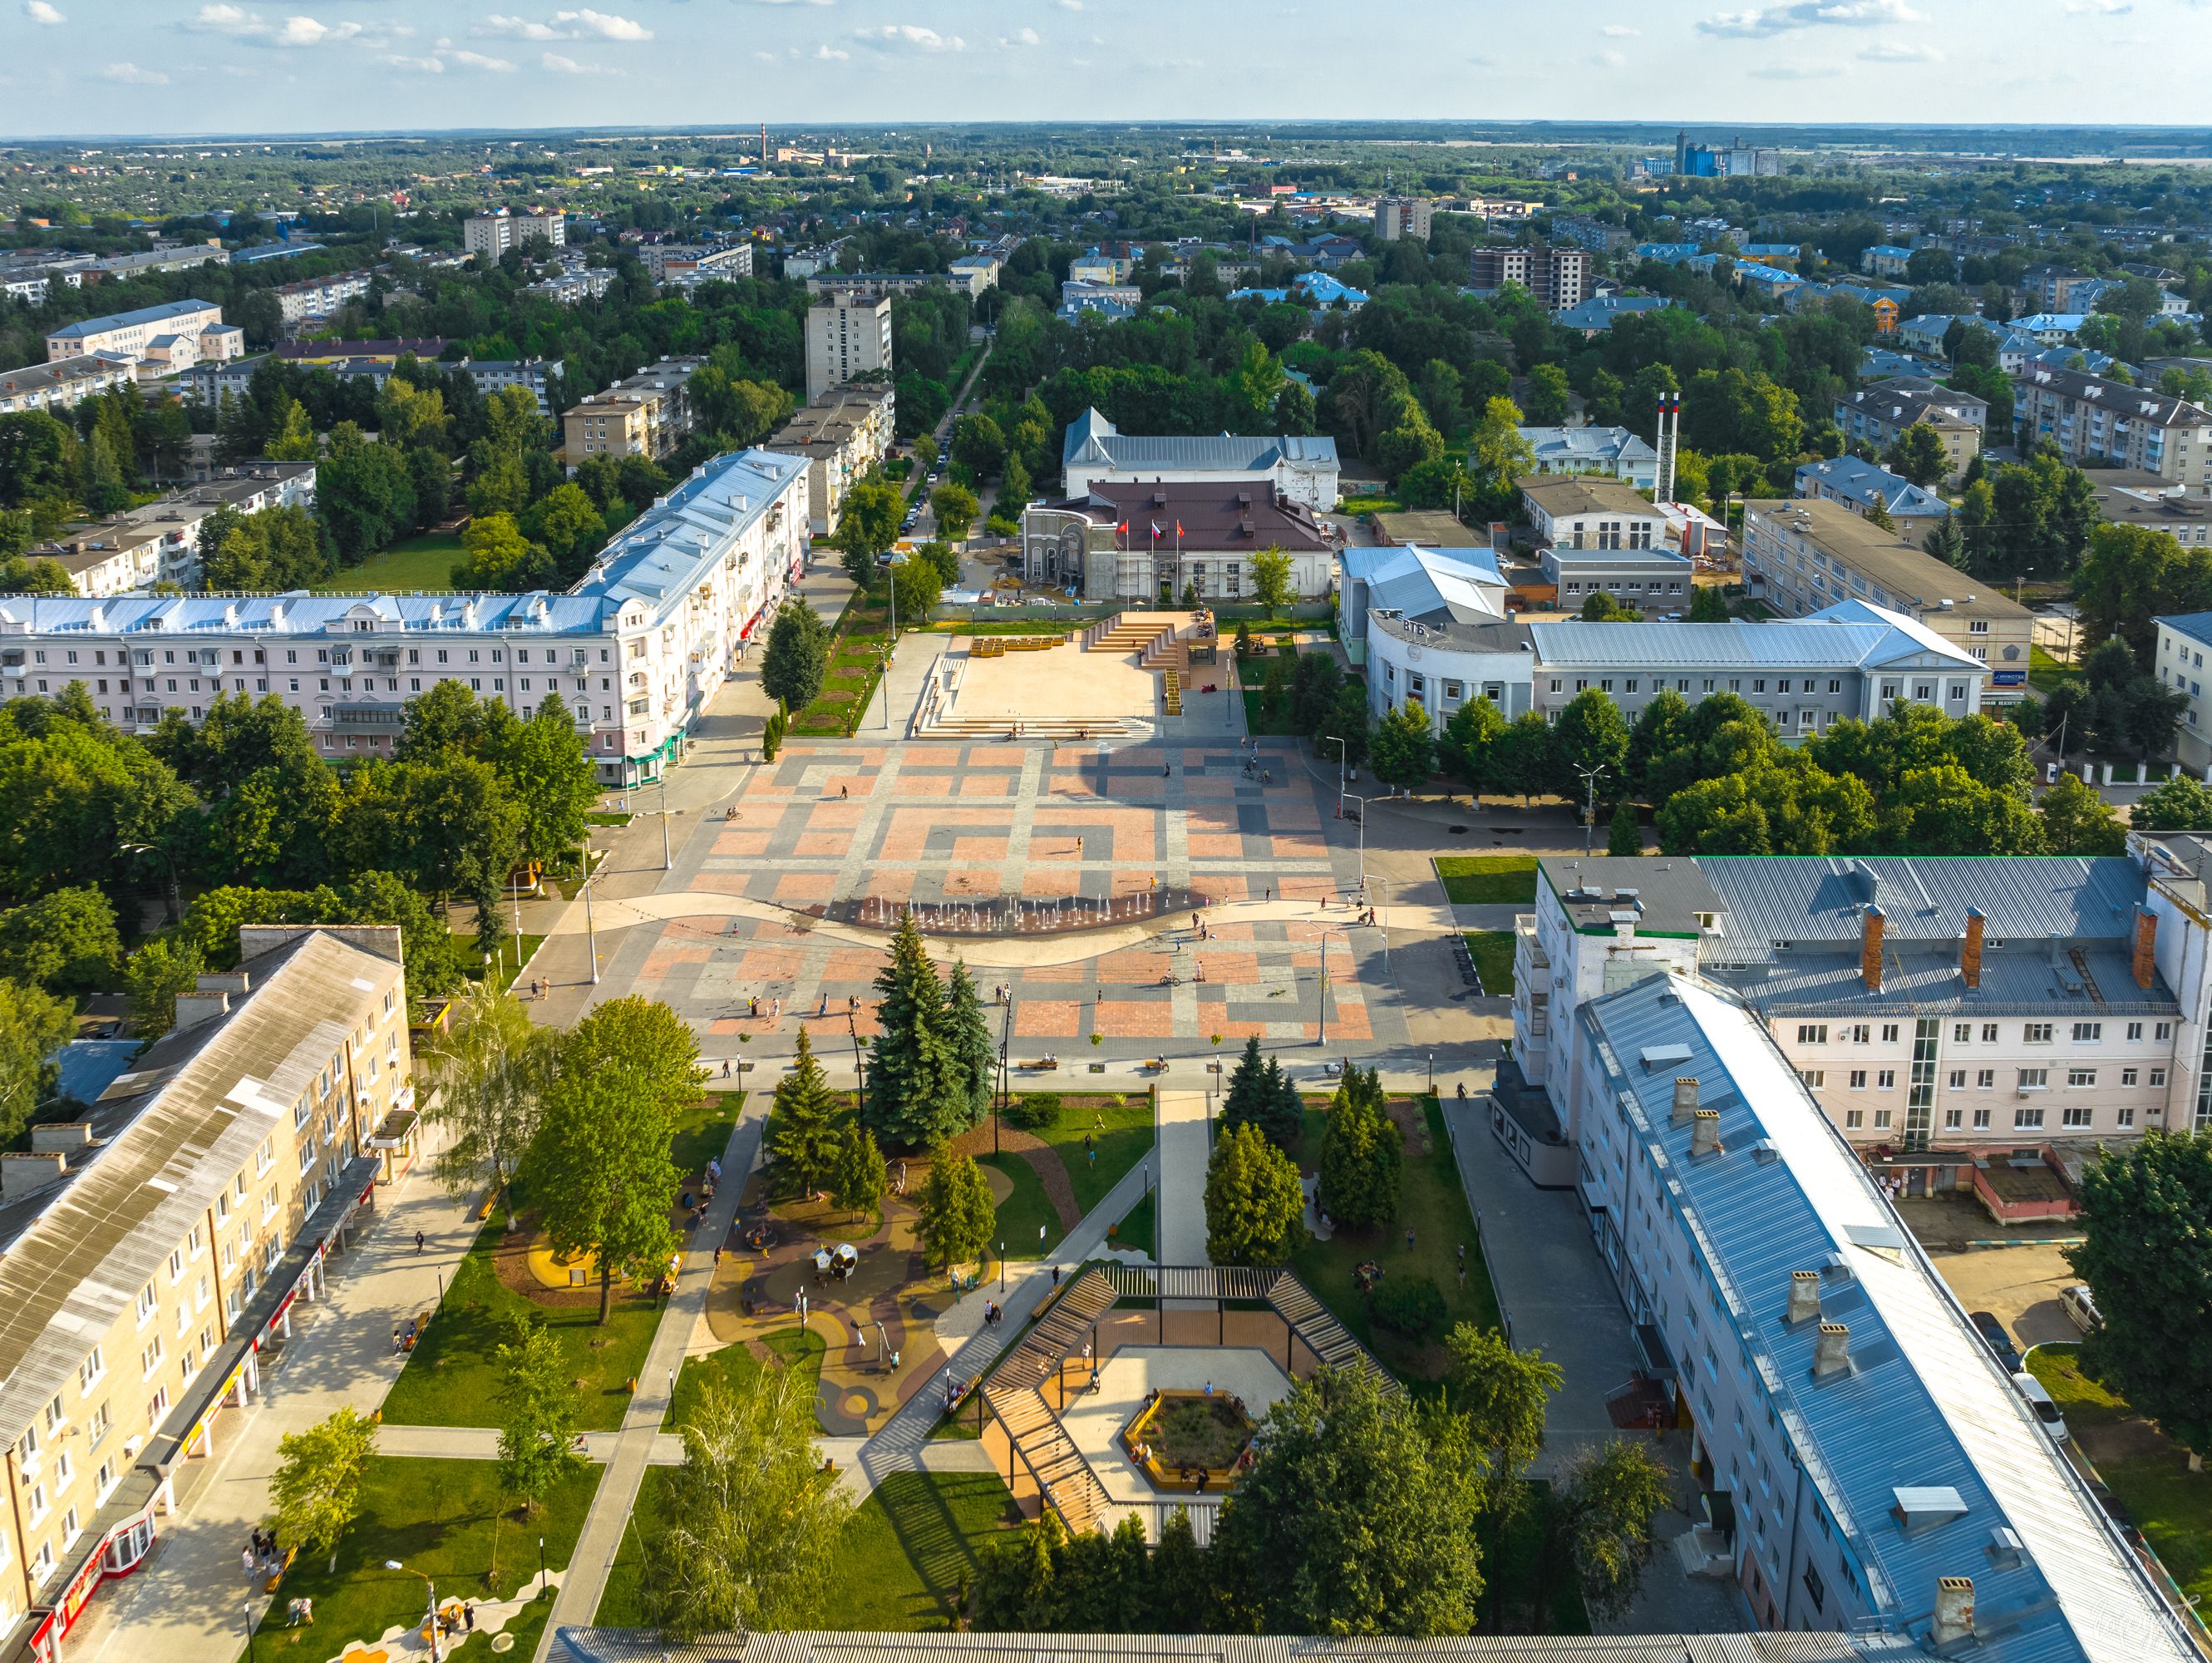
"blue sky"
0,0,2202,137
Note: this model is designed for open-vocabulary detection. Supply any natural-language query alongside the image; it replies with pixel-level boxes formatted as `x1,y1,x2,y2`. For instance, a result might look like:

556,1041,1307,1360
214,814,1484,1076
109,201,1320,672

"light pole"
847,1006,866,1118
658,770,672,872
998,1241,1006,1291
243,1598,255,1663
536,1535,546,1599
385,1561,441,1663
1427,1052,1435,1095
1316,925,1349,1047
1323,733,1347,803
1573,763,1608,856
119,841,179,925
579,827,600,985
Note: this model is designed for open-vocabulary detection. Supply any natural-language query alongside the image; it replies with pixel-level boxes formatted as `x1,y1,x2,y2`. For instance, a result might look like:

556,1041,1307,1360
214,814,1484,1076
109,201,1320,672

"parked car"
2060,1283,2103,1335
2012,1371,2069,1443
1969,1310,2023,1372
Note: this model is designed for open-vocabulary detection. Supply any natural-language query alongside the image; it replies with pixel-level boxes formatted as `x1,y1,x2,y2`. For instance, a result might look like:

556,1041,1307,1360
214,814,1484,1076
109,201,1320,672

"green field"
980,1151,1062,1260
1112,1189,1155,1258
251,1457,599,1660
1024,1092,1155,1216
664,1326,824,1430
1434,854,1540,906
316,530,465,593
1465,931,1516,997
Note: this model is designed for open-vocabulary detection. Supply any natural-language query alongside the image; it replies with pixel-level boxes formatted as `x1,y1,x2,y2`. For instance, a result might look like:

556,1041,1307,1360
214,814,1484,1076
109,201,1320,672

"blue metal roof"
1696,854,2148,947
1530,608,1980,673
1583,974,2195,1663
2159,611,2212,651
48,299,221,339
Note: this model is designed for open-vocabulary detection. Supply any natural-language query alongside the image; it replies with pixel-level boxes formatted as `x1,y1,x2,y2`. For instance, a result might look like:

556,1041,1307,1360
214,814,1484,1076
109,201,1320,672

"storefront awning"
368,1107,418,1151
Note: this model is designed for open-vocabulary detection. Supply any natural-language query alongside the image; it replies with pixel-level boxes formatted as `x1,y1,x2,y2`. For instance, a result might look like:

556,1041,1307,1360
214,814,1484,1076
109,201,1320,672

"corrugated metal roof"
1706,945,2175,1015
1527,609,1981,673
2156,610,2212,651
1583,975,2195,1663
1696,856,2146,948
1061,406,1339,472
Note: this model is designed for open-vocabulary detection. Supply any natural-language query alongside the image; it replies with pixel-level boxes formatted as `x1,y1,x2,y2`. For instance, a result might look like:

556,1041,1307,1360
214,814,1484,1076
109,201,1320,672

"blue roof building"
1795,456,1954,529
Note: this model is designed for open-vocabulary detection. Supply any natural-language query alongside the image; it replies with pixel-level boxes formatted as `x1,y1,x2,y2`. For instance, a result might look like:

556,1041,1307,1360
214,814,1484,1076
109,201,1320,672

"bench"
263,1544,297,1592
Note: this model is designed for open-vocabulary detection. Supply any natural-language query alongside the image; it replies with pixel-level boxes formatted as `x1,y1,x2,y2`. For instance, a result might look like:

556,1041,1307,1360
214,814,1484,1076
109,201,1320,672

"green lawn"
457,933,546,993
253,1457,599,1660
599,1467,1015,1631
382,1094,740,1430
1288,1093,1503,1389
1024,1093,1155,1216
792,594,894,737
1434,854,1539,906
1465,931,1516,998
1112,1189,1155,1259
2030,644,2082,693
980,1151,1062,1260
315,530,464,593
2028,1345,2212,1616
664,1326,824,1430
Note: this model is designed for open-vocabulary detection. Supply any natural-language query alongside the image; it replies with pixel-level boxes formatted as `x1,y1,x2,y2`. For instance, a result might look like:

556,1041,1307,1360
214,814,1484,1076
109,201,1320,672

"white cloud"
1748,57,1850,74
1860,37,1942,56
855,22,963,48
2062,0,2131,13
1001,26,1040,45
811,41,847,57
101,59,168,81
741,0,835,7
451,47,515,67
1699,0,1922,35
382,52,445,70
478,9,650,41
1055,0,1082,9
23,2,64,25
185,5,374,46
1602,23,1639,34
539,49,620,71
1592,47,1628,65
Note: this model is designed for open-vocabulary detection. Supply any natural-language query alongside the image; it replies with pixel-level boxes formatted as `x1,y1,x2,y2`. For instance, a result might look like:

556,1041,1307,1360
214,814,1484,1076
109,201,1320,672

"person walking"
415,1231,425,1255
242,1545,256,1578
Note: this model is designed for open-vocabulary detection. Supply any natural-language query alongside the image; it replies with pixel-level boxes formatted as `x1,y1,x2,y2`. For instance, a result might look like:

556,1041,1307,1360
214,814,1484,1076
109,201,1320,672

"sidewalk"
1155,1090,1209,1266
71,1151,480,1663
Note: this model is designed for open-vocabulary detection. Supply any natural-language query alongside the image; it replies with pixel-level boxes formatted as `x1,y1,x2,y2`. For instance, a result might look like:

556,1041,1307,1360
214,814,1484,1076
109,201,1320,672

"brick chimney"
1787,1271,1820,1325
1673,1076,1699,1124
1813,1321,1851,1379
1861,903,1885,992
1933,1577,1976,1647
1962,906,1985,990
2134,906,2158,991
1691,1108,1722,1157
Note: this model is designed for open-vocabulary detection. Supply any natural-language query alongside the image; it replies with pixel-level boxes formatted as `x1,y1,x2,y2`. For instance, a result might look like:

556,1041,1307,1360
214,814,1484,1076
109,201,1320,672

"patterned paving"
606,737,1405,1058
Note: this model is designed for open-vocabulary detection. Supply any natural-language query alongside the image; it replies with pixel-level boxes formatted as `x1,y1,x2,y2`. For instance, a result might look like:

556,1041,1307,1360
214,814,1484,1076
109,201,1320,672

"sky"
2,0,2209,137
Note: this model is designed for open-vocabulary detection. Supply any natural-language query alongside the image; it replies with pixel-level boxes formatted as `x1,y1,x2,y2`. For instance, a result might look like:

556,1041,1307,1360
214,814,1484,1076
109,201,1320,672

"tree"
1523,363,1571,427
520,482,608,580
1923,515,1967,570
767,1027,844,1197
643,1369,850,1641
1248,545,1294,614
918,538,961,589
1552,688,1632,805
1607,802,1642,856
450,511,550,590
1316,1066,1401,1231
495,1315,585,1516
2131,773,2212,831
1205,1122,1308,1266
865,910,973,1147
124,935,203,1042
481,693,598,875
891,555,943,623
760,598,830,713
2039,773,2127,856
1883,422,1951,487
0,979,71,1145
1443,1325,1563,1531
1578,591,1639,622
916,1147,996,1267
1221,1038,1299,1149
264,394,318,462
1214,1367,1485,1636
950,412,1007,479
930,482,979,541
525,998,697,1322
0,886,120,995
834,476,904,572
1368,701,1436,792
270,1407,377,1572
943,959,997,1132
1540,1441,1671,1624
833,1120,888,1219
1440,695,1505,802
426,983,554,1230
1490,711,1557,805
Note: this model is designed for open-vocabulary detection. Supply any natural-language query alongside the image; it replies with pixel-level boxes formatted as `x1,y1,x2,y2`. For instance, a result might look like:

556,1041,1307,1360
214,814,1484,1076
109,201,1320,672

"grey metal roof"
1583,975,2195,1663
1695,856,2147,949
1061,406,1338,472
1705,945,2175,1017
1527,612,1979,674
1541,856,1726,938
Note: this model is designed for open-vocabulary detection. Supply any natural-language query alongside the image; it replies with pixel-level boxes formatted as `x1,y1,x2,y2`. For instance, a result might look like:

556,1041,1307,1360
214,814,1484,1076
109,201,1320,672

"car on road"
2060,1283,2102,1335
2012,1371,2069,1443
1969,1310,2023,1372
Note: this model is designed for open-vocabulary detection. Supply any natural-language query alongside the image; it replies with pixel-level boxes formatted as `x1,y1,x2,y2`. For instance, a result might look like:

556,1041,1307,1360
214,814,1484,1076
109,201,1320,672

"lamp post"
847,1006,866,1118
579,827,599,985
385,1561,441,1663
1573,762,1608,856
243,1598,256,1663
119,841,179,925
536,1535,546,1600
658,770,672,872
998,1241,1006,1291
1316,925,1349,1047
1427,1051,1435,1095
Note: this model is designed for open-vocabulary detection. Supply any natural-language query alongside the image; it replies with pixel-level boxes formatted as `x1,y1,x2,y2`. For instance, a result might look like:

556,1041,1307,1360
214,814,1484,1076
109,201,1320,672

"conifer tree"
865,910,968,1147
767,1027,843,1197
943,957,997,1133
1318,1067,1402,1230
833,1120,889,1220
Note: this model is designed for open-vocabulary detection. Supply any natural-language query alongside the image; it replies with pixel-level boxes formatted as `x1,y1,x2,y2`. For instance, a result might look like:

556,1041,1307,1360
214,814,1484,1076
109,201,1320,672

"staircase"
916,716,1129,741
980,1270,1121,1537
1266,1275,1402,1396
1086,614,1170,657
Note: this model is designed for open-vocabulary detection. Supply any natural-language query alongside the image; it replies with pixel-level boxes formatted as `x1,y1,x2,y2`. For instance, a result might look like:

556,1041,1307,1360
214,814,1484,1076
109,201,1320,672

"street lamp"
579,827,599,986
998,1241,1006,1291
119,841,180,925
1572,762,1608,856
243,1598,255,1663
385,1561,442,1663
1427,1052,1435,1095
536,1535,546,1601
657,770,672,872
1315,925,1350,1047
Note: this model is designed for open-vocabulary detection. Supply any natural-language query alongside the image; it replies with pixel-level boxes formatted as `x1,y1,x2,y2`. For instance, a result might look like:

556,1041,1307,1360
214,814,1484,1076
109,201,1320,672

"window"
2062,1105,2093,1128
2122,1068,2139,1088
1982,1023,1999,1042
139,1338,162,1379
1876,1069,1895,1090
1944,1108,1963,1128
1845,1109,1863,1128
2015,1105,2046,1130
135,1283,155,1325
1849,1070,1867,1089
2072,1022,2104,1043
2127,1021,2144,1042
1954,1023,1973,1043
2024,1024,2053,1044
2151,1068,2169,1088
1880,1023,1899,1043
86,1404,109,1448
1796,1024,1827,1044
1978,1068,1996,1089
1845,1024,1870,1044
1948,1069,1966,1089
2068,1068,2097,1088
2157,1021,2173,1041
1799,1070,1825,1089
2017,1068,2048,1090
1973,1108,1992,1128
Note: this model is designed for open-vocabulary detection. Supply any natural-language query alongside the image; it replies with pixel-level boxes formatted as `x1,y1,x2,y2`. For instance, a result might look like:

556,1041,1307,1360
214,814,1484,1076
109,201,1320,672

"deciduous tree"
760,597,831,713
1368,701,1436,792
495,1315,584,1516
427,983,554,1229
270,1407,377,1572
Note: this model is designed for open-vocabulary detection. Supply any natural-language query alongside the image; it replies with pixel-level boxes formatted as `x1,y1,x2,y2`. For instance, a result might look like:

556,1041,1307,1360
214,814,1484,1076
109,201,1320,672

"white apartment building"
1061,407,1341,513
804,292,892,402
2015,364,2212,486
45,302,239,370
0,449,807,785
1558,970,2196,1661
2154,612,2212,774
0,925,411,1661
463,210,566,262
35,462,318,595
764,382,896,536
642,244,752,284
273,269,372,331
1519,476,1670,553
0,357,136,418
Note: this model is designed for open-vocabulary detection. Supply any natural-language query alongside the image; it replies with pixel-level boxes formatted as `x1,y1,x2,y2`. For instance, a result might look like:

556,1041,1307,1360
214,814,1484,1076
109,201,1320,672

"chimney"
1673,1076,1699,1124
0,1152,67,1198
1787,1270,1820,1324
1933,1577,1976,1646
1962,906,1986,989
28,1123,91,1153
1813,1321,1851,1378
1691,1108,1722,1156
1861,903,1885,991
171,991,230,1033
2134,906,2157,990
195,970,249,996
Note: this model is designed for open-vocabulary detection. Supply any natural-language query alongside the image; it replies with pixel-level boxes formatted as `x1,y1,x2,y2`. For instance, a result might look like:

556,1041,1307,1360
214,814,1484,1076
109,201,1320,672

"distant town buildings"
44,300,242,375
1518,427,1660,491
1371,197,1434,242
462,209,566,261
0,355,137,418
2014,364,2212,486
764,382,897,536
1059,407,1341,512
641,243,753,284
1468,244,1592,311
1835,378,1988,486
36,461,318,594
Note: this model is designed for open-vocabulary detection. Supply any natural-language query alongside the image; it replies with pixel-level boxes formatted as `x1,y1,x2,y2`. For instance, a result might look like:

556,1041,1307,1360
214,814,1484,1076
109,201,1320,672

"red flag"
1175,521,1185,537
1115,520,1129,534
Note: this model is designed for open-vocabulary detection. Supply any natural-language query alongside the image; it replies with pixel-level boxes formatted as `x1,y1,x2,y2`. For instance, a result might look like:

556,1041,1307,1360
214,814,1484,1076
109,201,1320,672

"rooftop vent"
1673,1076,1699,1124
1984,1528,2025,1572
1892,1486,1968,1535
1787,1271,1820,1324
1812,1321,1850,1378
1690,1108,1722,1157
1933,1577,1976,1647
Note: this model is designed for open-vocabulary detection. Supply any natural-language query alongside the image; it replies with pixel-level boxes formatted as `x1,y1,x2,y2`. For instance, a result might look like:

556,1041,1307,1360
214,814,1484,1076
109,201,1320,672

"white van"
2012,1371,2069,1443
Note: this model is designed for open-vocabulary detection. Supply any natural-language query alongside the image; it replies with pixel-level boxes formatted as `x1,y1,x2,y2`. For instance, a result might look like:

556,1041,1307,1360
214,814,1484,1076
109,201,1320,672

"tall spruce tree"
1318,1067,1402,1230
865,910,968,1147
1221,1037,1269,1134
767,1027,844,1197
944,958,997,1133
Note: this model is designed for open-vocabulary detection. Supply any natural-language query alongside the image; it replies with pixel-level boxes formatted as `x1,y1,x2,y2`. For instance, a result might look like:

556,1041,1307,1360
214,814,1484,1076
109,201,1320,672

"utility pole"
1574,763,1607,856
658,770,672,872
580,828,599,985
848,1006,866,1118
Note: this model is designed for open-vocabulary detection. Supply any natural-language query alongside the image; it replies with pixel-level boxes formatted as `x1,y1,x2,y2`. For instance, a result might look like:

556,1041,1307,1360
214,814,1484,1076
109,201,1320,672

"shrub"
1003,1092,1062,1130
1369,1275,1447,1343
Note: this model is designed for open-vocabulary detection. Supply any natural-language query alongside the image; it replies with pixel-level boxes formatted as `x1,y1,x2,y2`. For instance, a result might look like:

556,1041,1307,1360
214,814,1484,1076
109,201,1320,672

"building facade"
1538,546,1695,614
1518,477,1670,553
642,244,753,284
1834,379,1985,485
1518,427,1659,490
1791,456,1953,544
462,210,566,261
2092,473,2212,549
1468,245,1592,310
764,382,896,536
1372,197,1435,241
559,359,704,470
0,358,136,418
273,270,372,333
804,292,893,402
1021,483,1336,604
35,461,318,594
1060,407,1340,512
44,302,235,369
1338,544,1535,729
2013,365,2212,486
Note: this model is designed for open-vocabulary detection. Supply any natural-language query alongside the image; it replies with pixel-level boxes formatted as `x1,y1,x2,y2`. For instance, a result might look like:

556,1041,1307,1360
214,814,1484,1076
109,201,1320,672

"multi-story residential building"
801,268,990,300
0,356,137,418
525,266,616,307
1371,197,1434,242
0,922,413,1660
273,269,372,332
804,292,892,402
462,210,565,261
1067,249,1134,287
45,301,238,370
1833,378,1986,484
1058,281,1143,323
2013,364,2212,486
1515,851,2190,1195
1525,602,1987,733
464,358,563,416
1468,244,1591,310
1517,426,1659,490
1518,476,1668,553
34,461,318,594
559,358,705,470
2096,473,2212,547
1540,966,2196,1660
1546,214,1636,255
1060,407,1340,512
1538,545,1695,614
1791,457,1953,543
1860,244,1914,279
2152,612,2212,774
2019,264,2099,313
764,382,896,536
0,448,807,785
641,244,753,284
1020,482,1337,603
2008,313,2088,347
1740,499,2031,698
948,253,1003,291
83,244,229,283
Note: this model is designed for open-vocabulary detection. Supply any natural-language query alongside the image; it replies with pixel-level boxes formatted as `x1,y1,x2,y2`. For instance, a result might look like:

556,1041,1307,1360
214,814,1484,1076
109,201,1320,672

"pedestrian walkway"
530,1103,766,1658
372,1425,690,1467
1155,1090,1211,1267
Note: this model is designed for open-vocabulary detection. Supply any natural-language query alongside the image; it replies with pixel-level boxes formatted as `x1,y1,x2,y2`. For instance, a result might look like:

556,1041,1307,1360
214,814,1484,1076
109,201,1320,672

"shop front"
367,1087,419,1183
17,1476,162,1663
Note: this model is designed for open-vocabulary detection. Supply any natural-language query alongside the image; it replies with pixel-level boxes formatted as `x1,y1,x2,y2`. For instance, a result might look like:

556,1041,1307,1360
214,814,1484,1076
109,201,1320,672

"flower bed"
1122,1388,1255,1491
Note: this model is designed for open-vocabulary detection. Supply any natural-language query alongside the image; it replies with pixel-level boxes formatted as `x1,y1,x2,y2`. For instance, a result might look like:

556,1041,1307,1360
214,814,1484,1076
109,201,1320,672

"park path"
1155,1089,1212,1267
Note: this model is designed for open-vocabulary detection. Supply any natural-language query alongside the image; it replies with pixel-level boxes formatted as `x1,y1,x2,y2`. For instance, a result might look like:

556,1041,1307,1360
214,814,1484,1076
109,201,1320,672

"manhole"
1447,825,1468,835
